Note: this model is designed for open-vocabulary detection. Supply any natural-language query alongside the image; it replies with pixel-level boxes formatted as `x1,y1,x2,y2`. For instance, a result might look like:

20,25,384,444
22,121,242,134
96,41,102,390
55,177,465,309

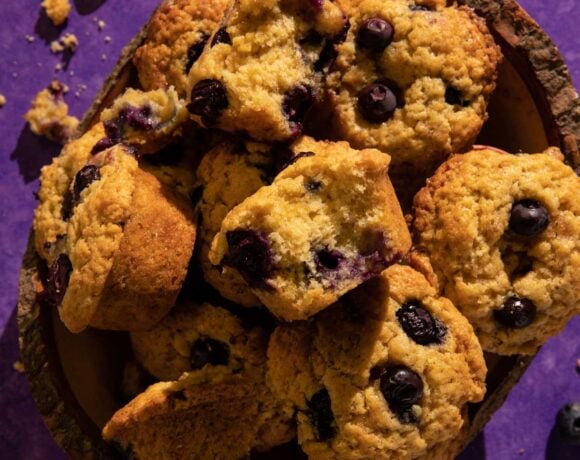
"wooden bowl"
18,0,580,458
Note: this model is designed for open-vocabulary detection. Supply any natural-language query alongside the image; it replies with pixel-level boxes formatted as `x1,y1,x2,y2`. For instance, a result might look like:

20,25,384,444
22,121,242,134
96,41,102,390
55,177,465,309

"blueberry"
315,248,344,271
444,86,469,107
282,85,314,130
73,165,101,204
396,300,446,345
45,254,73,307
379,366,424,423
188,79,229,127
305,180,322,192
357,18,394,52
357,82,399,123
211,27,231,46
189,338,230,370
185,34,210,73
493,296,537,328
91,137,115,155
556,402,580,444
61,190,73,220
307,388,336,441
104,119,122,143
121,105,154,131
509,199,550,236
224,229,274,289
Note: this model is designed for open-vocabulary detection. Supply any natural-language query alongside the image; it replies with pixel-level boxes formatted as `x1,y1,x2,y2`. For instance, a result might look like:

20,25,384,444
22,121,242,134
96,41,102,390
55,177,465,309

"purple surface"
0,1,578,459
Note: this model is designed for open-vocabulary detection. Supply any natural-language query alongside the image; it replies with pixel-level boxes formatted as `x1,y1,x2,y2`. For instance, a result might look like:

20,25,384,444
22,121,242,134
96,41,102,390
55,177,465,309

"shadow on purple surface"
457,432,487,460
73,0,108,15
10,125,61,184
34,9,67,44
0,308,65,460
544,426,580,459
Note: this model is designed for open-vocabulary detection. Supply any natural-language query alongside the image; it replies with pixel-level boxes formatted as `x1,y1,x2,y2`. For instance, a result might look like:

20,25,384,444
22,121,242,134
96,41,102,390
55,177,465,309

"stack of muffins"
33,0,580,459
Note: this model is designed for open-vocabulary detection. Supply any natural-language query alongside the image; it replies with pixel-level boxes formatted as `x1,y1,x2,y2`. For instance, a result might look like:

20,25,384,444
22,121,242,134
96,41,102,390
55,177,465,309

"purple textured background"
0,1,578,459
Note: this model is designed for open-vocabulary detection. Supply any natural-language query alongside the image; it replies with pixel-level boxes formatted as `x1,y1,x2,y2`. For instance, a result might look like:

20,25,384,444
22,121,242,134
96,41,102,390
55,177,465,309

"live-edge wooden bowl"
18,0,580,458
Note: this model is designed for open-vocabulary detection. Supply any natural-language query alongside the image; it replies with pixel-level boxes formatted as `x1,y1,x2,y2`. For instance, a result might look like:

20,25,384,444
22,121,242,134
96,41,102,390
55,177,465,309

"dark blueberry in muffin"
307,388,336,441
189,338,230,370
493,296,537,328
282,85,314,125
556,402,580,444
185,34,210,73
357,82,399,123
211,27,232,46
104,119,123,143
61,190,73,220
224,229,274,289
444,86,469,107
121,105,154,131
305,180,323,192
91,137,116,155
73,165,101,204
357,18,394,52
45,254,73,307
509,199,550,236
188,79,229,127
379,365,423,423
315,248,344,271
396,300,446,345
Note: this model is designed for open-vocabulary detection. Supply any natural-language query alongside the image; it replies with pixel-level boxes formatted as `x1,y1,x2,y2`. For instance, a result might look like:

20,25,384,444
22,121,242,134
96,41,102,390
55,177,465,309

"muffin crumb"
50,33,78,54
24,81,79,143
41,0,71,26
0,94,6,108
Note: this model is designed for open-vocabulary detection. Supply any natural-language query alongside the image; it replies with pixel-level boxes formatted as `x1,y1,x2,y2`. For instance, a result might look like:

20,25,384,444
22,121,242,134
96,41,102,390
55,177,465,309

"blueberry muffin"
187,0,348,141
327,0,501,176
107,303,295,457
412,149,580,355
42,145,196,332
34,122,107,264
24,81,79,144
209,137,411,321
196,140,283,307
130,302,268,381
103,371,294,459
267,264,486,459
133,0,230,97
97,87,189,155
